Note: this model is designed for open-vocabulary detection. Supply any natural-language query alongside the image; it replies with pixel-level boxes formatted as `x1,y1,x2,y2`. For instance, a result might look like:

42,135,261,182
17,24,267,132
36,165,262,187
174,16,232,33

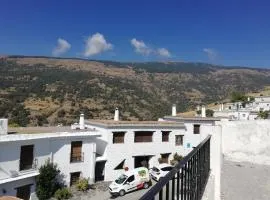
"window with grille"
113,132,125,144
70,172,80,186
162,131,171,142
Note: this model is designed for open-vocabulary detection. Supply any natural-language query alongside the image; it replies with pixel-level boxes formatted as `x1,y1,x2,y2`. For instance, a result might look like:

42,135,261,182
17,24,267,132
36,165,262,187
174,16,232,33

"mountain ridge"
1,56,270,126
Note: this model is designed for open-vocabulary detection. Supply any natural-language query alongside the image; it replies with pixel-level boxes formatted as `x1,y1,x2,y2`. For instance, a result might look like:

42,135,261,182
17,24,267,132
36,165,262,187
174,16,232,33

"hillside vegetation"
1,56,270,126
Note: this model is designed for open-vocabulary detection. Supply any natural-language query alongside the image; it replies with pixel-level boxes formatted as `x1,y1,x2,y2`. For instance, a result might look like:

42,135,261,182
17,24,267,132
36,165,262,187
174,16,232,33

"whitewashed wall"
217,120,270,165
0,136,97,197
92,127,186,181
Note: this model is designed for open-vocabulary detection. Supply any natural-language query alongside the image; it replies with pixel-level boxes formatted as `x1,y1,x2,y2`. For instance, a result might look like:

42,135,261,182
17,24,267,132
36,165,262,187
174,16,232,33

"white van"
109,167,152,196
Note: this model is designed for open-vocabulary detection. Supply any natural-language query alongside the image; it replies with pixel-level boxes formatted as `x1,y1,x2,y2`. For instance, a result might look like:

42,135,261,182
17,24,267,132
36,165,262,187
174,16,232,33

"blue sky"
1,0,270,67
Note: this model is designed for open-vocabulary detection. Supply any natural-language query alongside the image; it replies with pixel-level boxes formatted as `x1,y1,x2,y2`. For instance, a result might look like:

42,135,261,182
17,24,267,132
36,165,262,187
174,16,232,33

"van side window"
126,175,135,183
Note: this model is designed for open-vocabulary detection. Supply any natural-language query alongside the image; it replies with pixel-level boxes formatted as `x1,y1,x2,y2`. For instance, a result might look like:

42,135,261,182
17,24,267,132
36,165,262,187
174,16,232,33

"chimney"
79,114,85,129
196,105,201,111
172,104,177,116
0,119,8,135
201,105,206,117
248,97,250,102
219,104,222,111
221,103,224,111
114,108,119,121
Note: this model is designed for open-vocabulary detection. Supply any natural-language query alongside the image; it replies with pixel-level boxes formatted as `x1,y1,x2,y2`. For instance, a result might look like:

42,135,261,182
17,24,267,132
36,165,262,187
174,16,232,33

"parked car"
109,167,152,197
149,163,174,181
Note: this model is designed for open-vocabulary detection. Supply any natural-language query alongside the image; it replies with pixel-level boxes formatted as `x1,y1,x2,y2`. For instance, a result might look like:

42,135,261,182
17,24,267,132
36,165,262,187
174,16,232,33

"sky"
1,0,270,67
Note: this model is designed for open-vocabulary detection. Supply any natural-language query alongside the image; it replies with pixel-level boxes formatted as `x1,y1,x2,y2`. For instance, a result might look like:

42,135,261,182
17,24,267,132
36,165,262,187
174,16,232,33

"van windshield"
115,174,128,184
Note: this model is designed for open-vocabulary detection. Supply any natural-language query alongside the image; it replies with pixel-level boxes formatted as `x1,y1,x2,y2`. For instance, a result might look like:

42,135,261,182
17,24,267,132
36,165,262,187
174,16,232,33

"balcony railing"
140,135,211,200
70,152,84,163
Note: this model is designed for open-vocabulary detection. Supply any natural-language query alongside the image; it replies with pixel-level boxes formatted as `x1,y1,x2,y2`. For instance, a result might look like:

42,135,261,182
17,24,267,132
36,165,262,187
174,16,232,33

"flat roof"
163,116,224,122
85,120,185,129
0,128,100,142
7,126,94,134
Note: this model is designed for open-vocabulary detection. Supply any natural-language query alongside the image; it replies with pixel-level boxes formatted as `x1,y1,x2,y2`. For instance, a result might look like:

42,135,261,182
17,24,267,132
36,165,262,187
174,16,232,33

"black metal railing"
140,135,211,200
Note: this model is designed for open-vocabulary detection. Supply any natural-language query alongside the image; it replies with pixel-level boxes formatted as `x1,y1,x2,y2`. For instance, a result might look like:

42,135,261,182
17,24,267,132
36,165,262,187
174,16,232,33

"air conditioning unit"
10,170,19,178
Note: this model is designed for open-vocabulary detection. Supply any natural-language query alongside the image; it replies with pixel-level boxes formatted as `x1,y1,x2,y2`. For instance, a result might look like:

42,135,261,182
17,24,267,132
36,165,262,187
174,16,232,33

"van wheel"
143,182,150,189
119,190,125,196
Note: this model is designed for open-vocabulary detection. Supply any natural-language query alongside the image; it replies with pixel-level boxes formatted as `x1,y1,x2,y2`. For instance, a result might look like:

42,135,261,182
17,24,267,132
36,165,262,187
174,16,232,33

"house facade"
0,124,100,199
84,120,186,181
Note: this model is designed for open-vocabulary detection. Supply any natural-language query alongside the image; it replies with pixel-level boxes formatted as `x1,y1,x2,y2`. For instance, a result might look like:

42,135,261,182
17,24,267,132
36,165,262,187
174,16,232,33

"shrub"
36,160,63,200
170,153,183,166
54,188,72,200
76,178,89,192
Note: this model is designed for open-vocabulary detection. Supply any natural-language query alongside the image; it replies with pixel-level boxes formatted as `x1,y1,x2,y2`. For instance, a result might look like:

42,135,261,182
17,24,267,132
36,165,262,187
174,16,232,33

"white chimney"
196,105,201,111
0,119,8,135
221,103,224,111
201,105,206,117
172,104,177,116
79,114,85,129
114,108,119,121
248,97,250,102
219,104,222,111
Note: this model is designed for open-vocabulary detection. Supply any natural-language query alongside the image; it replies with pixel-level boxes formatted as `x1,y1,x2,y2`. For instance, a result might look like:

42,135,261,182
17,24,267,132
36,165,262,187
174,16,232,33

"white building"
0,123,100,199
85,120,186,181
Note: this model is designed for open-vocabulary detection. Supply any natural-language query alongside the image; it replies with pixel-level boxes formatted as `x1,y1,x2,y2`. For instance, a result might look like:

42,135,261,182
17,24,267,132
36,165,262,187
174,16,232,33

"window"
175,135,183,146
70,141,83,162
113,132,125,144
162,131,170,142
114,159,125,170
242,114,246,117
19,145,34,171
193,124,200,134
126,175,135,183
134,131,153,143
70,172,80,186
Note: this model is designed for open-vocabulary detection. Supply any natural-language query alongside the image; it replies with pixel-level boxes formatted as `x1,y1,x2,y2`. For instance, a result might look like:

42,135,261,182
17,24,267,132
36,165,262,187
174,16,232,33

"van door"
124,175,136,192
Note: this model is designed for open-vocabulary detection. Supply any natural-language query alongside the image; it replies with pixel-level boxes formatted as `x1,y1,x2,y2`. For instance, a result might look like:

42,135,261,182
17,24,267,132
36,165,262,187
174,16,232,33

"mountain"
1,56,270,126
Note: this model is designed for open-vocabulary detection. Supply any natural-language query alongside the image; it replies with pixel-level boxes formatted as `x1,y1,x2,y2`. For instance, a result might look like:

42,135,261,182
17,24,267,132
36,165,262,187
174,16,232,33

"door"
124,175,136,192
20,145,34,171
16,184,31,200
95,161,106,181
134,156,150,168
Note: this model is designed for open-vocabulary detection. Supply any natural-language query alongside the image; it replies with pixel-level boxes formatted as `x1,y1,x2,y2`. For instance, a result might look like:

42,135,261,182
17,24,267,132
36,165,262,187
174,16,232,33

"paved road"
221,159,270,200
89,182,156,200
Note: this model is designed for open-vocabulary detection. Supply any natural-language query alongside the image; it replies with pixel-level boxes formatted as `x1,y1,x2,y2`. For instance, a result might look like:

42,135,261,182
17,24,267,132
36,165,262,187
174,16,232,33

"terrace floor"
221,159,270,200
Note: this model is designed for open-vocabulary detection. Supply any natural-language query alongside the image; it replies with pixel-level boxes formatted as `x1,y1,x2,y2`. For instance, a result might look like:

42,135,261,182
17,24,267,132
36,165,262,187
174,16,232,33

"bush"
36,160,63,200
170,153,183,166
54,188,72,200
76,178,89,192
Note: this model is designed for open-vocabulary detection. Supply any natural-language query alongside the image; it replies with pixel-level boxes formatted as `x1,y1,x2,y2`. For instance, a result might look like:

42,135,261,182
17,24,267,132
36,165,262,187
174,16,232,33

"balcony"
19,158,38,172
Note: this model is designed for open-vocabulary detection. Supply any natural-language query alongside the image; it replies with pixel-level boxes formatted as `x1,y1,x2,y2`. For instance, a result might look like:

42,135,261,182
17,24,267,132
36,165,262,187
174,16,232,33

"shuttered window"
70,141,82,162
19,145,34,171
162,131,171,142
194,124,200,134
113,132,125,144
134,131,153,143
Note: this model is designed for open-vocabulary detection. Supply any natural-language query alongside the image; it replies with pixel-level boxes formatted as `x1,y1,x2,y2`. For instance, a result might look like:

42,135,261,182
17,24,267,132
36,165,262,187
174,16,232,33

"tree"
258,111,269,119
206,109,214,117
36,160,63,200
231,91,248,103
